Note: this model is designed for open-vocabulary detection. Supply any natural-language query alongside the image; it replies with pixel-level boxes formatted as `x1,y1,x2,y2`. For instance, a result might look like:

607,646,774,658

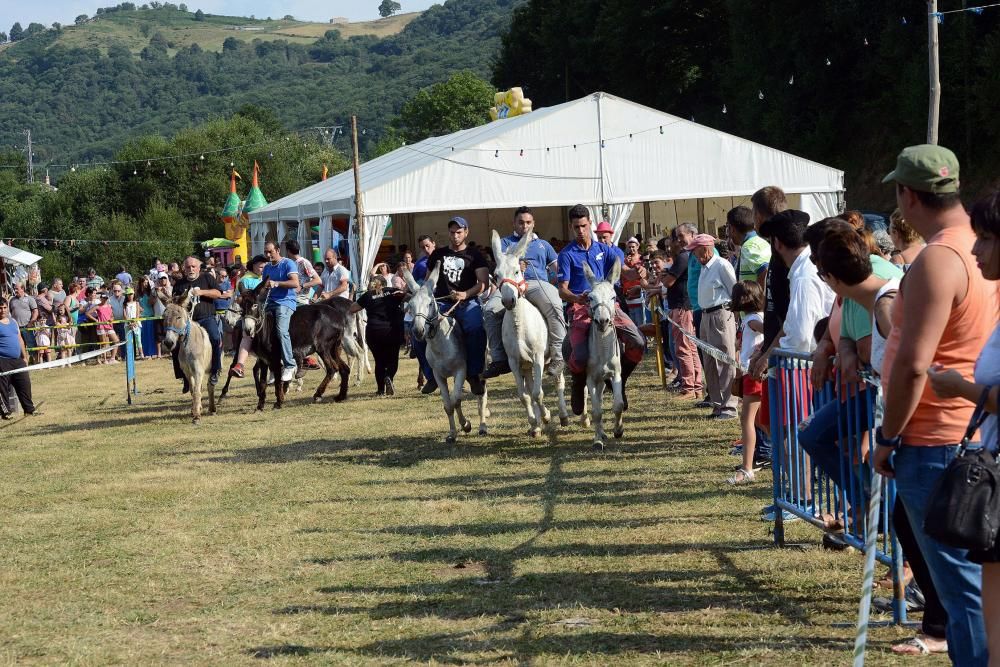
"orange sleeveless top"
881,224,996,445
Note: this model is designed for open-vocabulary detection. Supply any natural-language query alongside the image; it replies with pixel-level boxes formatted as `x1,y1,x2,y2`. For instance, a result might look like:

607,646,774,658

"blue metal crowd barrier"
767,350,908,625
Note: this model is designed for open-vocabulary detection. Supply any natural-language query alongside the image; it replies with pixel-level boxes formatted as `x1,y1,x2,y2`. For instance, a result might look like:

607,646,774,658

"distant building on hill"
329,17,349,24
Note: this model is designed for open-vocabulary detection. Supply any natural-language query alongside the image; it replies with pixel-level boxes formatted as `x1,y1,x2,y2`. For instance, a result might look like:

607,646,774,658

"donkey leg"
589,378,606,449
477,386,488,436
208,376,216,416
452,370,471,433
254,362,266,411
272,360,285,409
334,353,350,402
532,358,550,426
580,381,591,429
612,372,625,439
555,371,569,427
191,372,203,424
313,348,335,402
437,374,458,444
512,366,539,437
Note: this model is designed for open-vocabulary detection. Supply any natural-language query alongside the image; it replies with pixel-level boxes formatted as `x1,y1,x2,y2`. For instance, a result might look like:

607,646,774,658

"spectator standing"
758,211,833,355
319,249,351,300
115,265,132,287
53,302,74,360
413,235,436,282
123,287,143,359
87,291,118,364
85,267,104,291
889,208,925,270
595,221,626,267
350,274,405,396
621,237,647,326
650,236,702,399
875,145,993,666
0,299,36,418
287,240,321,303
136,278,158,358
727,206,770,288
9,284,38,360
35,285,53,325
926,190,1000,662
728,281,765,484
49,279,66,309
686,234,737,419
108,283,127,360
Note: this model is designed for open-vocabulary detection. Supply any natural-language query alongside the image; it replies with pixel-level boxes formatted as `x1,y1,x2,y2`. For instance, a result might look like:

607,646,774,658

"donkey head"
161,302,190,353
583,259,620,334
404,263,439,341
491,229,531,311
240,283,266,337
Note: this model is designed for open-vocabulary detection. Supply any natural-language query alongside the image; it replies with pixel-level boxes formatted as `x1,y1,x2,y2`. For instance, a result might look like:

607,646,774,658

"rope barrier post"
650,294,667,389
853,468,883,666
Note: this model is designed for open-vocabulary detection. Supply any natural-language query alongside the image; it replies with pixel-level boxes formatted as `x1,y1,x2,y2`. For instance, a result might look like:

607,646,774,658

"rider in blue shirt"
558,205,645,415
482,206,567,379
261,241,300,382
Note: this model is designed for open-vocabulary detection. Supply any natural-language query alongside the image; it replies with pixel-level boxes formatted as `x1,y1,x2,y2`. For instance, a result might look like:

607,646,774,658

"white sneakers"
280,366,295,382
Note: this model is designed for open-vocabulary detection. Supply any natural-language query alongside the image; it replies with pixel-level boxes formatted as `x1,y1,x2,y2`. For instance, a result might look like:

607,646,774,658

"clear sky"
1,1,437,33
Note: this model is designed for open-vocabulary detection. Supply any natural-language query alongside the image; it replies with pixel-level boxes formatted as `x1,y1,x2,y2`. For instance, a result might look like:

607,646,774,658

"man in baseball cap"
881,144,960,194
684,234,717,251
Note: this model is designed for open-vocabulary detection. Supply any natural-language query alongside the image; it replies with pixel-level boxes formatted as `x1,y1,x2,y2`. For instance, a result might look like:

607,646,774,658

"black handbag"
923,388,1000,551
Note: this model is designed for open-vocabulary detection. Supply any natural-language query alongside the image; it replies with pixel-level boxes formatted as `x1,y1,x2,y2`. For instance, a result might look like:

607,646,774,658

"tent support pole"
351,115,365,273
596,93,607,219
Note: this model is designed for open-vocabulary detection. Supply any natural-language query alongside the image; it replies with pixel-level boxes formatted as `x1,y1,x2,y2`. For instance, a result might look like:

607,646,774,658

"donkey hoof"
581,416,591,429
560,416,570,427
613,427,624,439
313,396,323,403
592,440,605,451
478,425,488,436
529,427,541,438
462,421,472,433
334,394,347,403
445,434,457,444
192,418,200,425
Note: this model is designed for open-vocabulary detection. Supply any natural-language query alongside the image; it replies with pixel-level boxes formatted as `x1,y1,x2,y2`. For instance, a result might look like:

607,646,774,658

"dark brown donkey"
238,284,359,410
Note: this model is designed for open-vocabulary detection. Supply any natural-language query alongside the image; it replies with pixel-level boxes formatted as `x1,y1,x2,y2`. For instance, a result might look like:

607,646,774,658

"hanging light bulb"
230,161,234,167
758,90,764,100
147,161,152,167
825,57,832,66
494,149,499,158
722,104,727,114
863,37,869,46
70,166,76,172
133,169,137,175
162,169,166,175
788,75,794,85
200,154,205,160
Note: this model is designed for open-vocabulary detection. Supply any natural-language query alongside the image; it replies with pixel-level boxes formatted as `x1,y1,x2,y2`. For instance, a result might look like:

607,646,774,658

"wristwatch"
875,427,902,450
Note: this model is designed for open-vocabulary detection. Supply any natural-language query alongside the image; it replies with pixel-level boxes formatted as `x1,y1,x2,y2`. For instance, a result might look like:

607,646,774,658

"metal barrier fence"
767,350,908,625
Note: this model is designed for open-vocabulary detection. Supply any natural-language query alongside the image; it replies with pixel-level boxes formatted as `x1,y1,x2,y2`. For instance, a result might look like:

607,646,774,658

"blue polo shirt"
501,233,557,283
413,256,430,283
262,257,299,310
687,247,719,312
557,240,619,295
608,244,626,269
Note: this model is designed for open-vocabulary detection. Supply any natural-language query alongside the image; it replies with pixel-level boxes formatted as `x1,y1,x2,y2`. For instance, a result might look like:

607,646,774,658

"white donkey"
490,230,568,436
582,261,625,449
403,265,489,443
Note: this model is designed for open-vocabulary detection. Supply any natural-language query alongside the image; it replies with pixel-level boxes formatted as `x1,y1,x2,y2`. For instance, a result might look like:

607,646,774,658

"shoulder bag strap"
960,386,991,452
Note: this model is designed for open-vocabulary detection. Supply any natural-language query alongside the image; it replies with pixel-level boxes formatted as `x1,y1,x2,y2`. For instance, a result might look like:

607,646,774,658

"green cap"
882,144,960,194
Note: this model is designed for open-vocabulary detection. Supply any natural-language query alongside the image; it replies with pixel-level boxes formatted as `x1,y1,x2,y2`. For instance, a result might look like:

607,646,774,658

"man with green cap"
874,144,993,666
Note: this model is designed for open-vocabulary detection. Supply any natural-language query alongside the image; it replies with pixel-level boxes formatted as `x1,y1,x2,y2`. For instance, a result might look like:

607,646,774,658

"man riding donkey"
558,205,645,415
412,216,489,397
482,206,567,381
261,241,300,383
171,256,224,391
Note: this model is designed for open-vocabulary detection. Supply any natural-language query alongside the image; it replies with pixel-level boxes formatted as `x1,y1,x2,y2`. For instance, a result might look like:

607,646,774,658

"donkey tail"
341,324,362,360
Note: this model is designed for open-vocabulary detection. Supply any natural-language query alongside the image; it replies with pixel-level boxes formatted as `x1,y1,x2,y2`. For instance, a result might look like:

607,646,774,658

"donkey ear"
402,268,420,294
490,230,504,264
173,290,189,305
512,230,532,260
582,262,597,289
608,258,621,285
425,262,440,294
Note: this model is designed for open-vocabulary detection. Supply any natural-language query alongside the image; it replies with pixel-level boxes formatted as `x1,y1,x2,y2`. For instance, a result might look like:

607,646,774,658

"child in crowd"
54,302,74,360
123,287,143,359
34,320,52,364
728,281,765,485
87,292,119,364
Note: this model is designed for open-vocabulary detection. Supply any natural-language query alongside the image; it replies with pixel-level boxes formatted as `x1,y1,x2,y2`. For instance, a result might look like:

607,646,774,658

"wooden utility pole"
23,129,33,184
350,115,365,269
927,0,941,144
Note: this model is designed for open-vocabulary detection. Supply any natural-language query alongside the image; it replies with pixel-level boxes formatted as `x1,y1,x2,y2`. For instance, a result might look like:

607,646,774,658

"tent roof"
250,92,844,223
0,242,42,267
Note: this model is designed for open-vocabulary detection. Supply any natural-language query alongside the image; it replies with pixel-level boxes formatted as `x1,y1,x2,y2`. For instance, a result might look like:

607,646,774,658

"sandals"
727,468,755,485
876,566,913,590
891,634,947,656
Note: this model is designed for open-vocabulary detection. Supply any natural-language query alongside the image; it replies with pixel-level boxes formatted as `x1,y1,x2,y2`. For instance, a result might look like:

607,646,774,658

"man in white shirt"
320,248,351,300
686,233,738,419
758,210,834,354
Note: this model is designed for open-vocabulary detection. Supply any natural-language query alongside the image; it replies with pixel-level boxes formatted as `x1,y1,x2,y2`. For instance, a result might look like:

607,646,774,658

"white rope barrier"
0,341,125,377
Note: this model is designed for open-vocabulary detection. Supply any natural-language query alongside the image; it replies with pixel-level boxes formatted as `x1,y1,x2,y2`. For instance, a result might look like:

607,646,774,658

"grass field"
1,356,941,665
42,11,419,55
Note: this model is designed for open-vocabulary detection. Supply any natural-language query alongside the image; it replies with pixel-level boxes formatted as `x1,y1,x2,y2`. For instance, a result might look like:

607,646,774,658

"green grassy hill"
44,9,420,55
0,0,521,167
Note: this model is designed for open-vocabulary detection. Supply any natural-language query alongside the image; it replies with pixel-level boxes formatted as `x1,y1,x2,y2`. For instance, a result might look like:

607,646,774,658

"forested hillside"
493,0,1000,206
0,0,520,168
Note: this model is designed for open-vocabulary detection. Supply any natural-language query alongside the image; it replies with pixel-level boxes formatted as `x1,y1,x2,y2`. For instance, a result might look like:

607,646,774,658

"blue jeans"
266,304,295,370
893,444,987,666
194,315,222,374
798,386,873,494
411,299,487,379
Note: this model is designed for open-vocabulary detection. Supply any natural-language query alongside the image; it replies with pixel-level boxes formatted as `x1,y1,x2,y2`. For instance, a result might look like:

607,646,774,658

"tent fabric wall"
248,92,845,287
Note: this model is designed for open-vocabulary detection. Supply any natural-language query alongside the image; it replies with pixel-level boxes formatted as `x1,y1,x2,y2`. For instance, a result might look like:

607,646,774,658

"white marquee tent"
248,92,844,284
